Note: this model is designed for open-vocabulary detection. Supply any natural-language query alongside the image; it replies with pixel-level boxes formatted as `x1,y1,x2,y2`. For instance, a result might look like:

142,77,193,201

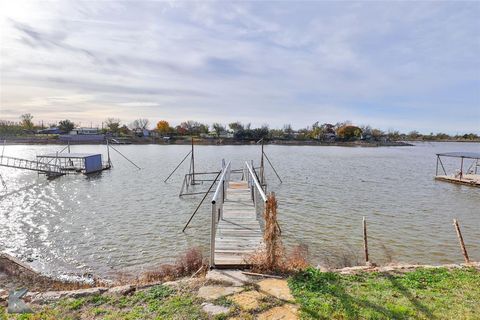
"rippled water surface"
0,142,479,277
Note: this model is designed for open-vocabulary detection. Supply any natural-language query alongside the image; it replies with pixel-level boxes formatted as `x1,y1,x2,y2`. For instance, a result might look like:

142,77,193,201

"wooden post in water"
363,217,369,264
460,157,464,180
453,219,470,263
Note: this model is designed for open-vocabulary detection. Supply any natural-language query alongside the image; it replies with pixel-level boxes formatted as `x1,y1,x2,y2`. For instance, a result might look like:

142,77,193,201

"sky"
0,1,479,134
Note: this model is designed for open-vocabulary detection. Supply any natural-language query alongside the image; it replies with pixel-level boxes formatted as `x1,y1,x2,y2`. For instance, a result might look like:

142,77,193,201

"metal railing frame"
210,160,231,266
245,161,268,207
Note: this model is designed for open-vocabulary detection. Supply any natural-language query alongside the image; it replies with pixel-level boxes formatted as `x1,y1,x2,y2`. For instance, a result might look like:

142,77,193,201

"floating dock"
435,152,480,187
210,161,266,268
36,153,110,174
0,151,111,177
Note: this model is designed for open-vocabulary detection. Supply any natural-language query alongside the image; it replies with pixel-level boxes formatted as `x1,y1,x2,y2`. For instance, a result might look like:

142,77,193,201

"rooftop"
36,153,101,159
436,152,480,159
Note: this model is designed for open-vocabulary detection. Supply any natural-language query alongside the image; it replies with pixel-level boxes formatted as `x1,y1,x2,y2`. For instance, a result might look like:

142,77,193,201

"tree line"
0,113,478,142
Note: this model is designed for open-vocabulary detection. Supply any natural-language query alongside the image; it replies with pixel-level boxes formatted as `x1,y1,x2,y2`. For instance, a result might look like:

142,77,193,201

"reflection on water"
0,142,479,277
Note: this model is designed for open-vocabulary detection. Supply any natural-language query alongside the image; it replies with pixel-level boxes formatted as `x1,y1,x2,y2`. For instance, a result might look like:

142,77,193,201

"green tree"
212,123,226,137
337,125,362,140
228,122,244,133
105,118,121,133
58,119,75,133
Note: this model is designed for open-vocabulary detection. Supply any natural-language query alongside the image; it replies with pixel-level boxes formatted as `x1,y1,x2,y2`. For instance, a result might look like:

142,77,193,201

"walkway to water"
214,181,263,266
210,162,266,268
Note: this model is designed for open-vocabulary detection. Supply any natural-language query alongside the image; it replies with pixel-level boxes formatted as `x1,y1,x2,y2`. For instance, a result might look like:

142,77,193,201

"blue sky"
0,1,479,134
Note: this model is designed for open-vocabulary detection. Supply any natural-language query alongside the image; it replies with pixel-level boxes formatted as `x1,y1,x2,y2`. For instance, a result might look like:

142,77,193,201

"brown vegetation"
139,247,206,283
248,193,309,274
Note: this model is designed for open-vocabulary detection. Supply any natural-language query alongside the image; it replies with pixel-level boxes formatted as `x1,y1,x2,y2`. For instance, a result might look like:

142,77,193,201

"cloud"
0,1,478,133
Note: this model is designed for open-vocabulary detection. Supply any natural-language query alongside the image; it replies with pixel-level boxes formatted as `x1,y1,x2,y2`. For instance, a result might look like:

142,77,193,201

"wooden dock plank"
214,181,263,267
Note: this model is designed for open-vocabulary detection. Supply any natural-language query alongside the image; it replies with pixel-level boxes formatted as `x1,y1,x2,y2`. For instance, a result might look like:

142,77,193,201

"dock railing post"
211,202,216,267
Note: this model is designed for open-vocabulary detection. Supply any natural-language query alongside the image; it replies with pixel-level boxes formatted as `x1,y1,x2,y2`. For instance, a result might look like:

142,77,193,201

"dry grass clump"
247,193,309,274
139,247,206,283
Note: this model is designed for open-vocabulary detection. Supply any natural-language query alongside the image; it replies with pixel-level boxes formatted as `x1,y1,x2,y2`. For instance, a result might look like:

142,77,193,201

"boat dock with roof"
36,153,111,174
435,152,480,187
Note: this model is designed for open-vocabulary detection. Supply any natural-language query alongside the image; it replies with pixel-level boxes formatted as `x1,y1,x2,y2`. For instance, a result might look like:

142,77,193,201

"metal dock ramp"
210,161,267,268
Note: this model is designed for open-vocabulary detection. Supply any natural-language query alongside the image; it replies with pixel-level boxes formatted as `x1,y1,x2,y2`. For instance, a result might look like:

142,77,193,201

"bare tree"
130,119,150,130
20,113,34,130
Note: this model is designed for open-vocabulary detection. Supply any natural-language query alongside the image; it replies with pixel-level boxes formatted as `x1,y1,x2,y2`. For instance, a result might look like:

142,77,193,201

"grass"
289,267,480,320
1,284,208,320
2,267,479,319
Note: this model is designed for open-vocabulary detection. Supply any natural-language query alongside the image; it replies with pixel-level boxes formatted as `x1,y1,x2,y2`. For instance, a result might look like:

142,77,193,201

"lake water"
0,142,479,278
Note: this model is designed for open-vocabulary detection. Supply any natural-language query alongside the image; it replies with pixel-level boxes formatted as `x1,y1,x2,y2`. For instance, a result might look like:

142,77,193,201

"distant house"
37,127,62,134
132,128,150,137
219,132,234,139
323,133,337,141
69,128,100,135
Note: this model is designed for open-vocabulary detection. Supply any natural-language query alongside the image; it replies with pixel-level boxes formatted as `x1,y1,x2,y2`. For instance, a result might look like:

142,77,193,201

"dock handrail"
245,161,267,202
212,161,231,205
245,161,281,234
210,161,231,266
0,155,64,176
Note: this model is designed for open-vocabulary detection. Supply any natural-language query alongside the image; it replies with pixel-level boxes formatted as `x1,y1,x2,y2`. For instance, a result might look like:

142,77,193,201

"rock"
197,285,242,300
162,278,194,288
257,304,298,320
107,285,135,296
257,279,294,302
201,302,230,316
0,289,8,306
30,287,108,304
229,290,263,311
206,270,250,287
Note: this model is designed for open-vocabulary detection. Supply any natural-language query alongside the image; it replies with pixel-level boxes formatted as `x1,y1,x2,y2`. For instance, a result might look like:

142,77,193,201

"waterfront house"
69,128,100,135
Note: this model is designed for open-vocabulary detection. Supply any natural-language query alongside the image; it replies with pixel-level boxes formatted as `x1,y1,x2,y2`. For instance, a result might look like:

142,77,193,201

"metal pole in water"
106,139,111,167
164,151,192,183
191,137,195,185
260,140,265,184
1,140,6,158
182,171,221,232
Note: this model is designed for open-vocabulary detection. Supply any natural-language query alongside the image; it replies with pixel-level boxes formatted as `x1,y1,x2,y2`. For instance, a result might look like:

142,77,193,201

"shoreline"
0,137,417,147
